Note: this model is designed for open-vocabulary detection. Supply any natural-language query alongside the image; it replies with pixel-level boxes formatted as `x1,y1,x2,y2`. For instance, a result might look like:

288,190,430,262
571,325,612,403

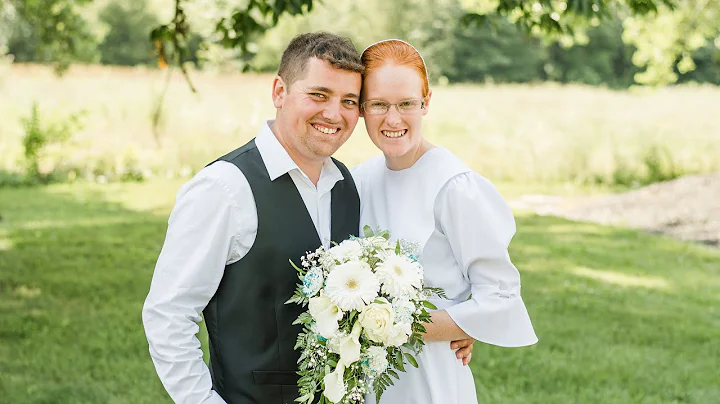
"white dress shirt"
142,120,344,404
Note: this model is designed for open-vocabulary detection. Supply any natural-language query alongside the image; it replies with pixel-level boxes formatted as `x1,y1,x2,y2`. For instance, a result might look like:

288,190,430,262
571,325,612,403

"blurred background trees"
1,0,718,86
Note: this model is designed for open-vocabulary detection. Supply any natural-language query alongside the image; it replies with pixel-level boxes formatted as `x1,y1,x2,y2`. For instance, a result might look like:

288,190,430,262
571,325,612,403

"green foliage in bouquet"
285,226,446,404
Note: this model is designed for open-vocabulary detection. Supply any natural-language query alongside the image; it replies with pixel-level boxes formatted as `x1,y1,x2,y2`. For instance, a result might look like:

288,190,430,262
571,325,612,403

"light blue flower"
302,266,324,297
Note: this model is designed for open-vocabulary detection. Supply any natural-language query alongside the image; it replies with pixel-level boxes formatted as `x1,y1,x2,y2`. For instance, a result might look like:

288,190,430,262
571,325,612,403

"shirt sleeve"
438,172,538,348
141,161,257,404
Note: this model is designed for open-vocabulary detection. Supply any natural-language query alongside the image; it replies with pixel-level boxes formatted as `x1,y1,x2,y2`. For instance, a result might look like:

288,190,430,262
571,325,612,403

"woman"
352,40,538,403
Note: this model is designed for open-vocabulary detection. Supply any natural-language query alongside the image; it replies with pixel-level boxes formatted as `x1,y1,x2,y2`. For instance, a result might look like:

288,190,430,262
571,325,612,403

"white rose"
323,362,346,403
309,295,343,339
359,298,395,343
329,322,362,366
384,322,412,347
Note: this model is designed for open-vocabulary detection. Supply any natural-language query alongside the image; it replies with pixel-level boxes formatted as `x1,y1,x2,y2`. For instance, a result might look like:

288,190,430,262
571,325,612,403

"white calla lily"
329,321,363,366
308,295,343,339
323,362,346,403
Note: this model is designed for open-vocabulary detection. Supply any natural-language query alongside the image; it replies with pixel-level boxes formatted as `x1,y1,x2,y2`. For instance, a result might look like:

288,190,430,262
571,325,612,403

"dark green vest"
203,139,359,404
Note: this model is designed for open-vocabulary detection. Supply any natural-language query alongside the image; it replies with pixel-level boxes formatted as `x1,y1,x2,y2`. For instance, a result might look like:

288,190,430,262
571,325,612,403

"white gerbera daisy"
375,255,423,297
327,239,364,263
325,261,379,311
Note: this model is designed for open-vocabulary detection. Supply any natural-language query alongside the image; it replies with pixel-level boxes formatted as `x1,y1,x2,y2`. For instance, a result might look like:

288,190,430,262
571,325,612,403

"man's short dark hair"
278,32,364,88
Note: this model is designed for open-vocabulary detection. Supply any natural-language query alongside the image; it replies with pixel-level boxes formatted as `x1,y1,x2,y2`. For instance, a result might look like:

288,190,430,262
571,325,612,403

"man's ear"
422,89,432,116
272,76,286,108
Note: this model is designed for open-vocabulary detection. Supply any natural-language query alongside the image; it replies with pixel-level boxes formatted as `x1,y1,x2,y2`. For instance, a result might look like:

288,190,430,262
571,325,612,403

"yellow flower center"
394,266,403,276
346,279,358,290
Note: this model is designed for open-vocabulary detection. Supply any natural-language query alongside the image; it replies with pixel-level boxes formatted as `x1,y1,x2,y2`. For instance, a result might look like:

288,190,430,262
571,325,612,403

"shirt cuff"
200,391,228,404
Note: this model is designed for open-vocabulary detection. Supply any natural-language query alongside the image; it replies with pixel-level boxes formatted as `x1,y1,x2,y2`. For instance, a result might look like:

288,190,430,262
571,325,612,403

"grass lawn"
0,180,718,403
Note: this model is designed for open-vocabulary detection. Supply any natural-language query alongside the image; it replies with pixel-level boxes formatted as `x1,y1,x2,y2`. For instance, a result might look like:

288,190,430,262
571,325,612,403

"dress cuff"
445,285,538,348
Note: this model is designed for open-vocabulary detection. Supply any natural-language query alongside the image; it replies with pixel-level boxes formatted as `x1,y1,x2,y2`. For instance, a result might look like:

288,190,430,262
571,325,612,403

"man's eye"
343,99,358,106
310,93,326,99
399,100,418,108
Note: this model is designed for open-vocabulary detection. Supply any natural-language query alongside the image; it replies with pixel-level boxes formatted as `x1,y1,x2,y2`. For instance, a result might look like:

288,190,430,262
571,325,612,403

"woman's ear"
422,89,432,116
272,76,286,108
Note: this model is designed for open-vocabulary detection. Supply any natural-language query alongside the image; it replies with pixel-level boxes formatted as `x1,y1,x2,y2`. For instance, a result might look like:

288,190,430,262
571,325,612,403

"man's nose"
322,101,342,122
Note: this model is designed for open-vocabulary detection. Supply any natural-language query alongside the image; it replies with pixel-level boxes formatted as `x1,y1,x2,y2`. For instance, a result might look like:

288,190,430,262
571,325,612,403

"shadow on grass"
0,185,181,404
472,214,720,404
1,187,718,404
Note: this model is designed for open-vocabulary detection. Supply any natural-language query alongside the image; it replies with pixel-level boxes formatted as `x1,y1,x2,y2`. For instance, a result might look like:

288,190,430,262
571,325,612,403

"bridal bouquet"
286,227,445,404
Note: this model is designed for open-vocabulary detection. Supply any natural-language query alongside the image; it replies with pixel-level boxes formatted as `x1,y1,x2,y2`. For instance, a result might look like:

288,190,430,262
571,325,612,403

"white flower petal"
359,299,395,344
384,323,411,347
325,261,379,311
329,330,361,366
327,239,364,263
376,255,423,298
363,346,389,375
309,295,343,339
323,362,346,403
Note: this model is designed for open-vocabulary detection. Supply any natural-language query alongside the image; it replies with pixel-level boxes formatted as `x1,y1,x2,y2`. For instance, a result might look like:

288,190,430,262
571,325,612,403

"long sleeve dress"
352,148,538,404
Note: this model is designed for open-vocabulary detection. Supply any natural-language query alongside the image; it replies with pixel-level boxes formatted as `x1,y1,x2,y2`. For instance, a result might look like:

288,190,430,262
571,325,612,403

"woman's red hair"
361,40,429,98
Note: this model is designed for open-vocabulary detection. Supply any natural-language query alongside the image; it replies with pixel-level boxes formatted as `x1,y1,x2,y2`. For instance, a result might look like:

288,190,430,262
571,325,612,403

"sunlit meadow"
2,64,719,185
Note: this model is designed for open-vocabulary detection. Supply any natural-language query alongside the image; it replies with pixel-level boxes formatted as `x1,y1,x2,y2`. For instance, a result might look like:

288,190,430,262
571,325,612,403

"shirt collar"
256,120,344,184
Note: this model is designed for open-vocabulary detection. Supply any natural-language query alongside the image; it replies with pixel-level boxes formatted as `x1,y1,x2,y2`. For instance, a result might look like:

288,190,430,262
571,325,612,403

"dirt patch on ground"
510,173,720,247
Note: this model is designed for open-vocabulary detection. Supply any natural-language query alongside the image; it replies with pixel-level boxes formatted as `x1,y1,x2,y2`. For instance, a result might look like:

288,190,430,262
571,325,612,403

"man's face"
272,57,362,163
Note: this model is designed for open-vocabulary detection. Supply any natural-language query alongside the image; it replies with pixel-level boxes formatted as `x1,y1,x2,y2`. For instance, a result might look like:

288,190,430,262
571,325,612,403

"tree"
3,0,719,86
621,0,720,85
459,0,719,86
3,0,100,71
97,0,159,66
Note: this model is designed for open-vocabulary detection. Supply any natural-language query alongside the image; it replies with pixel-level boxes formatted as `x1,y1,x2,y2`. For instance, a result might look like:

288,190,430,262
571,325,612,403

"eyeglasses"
361,99,425,115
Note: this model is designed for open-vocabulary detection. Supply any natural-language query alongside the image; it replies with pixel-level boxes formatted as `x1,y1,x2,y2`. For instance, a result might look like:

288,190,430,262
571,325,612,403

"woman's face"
361,64,430,160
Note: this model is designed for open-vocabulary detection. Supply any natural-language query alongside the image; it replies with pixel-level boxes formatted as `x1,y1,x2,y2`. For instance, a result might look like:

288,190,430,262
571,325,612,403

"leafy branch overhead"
4,0,718,86
460,0,676,36
151,0,315,76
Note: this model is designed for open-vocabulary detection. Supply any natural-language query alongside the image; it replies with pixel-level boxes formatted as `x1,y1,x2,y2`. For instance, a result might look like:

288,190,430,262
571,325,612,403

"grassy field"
1,180,718,403
2,64,720,185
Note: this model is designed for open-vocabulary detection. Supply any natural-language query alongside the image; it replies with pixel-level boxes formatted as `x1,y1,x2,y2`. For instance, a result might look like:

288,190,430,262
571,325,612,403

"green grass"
1,181,718,403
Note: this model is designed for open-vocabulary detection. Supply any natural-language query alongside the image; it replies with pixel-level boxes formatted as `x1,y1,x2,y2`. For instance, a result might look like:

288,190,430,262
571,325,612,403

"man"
142,31,473,404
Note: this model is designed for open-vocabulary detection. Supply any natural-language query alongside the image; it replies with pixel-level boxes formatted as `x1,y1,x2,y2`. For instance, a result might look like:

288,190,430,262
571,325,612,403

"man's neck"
270,121,324,185
294,158,323,186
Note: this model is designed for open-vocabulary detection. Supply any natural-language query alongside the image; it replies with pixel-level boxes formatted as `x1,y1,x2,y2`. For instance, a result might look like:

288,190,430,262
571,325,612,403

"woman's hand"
451,338,475,366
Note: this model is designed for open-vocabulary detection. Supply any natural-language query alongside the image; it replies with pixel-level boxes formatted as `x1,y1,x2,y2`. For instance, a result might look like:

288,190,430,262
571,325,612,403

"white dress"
351,148,538,404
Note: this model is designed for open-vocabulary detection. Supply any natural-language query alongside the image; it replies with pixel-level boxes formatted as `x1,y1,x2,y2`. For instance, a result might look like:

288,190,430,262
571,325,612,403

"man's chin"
308,144,341,159
311,138,347,158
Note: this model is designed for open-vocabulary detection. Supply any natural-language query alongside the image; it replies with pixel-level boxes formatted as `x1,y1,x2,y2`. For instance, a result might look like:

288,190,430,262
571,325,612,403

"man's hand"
451,338,475,366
